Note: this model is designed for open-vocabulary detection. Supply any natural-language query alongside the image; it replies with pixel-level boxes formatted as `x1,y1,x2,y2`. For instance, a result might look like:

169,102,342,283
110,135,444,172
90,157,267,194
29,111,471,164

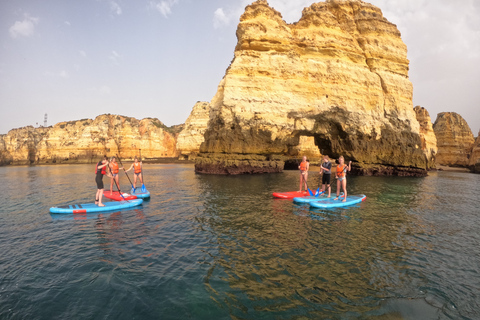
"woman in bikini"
335,156,352,202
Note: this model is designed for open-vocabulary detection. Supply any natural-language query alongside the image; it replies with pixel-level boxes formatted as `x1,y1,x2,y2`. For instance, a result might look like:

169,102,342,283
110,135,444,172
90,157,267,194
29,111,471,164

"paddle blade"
308,188,314,196
141,184,146,192
315,188,320,197
131,187,135,194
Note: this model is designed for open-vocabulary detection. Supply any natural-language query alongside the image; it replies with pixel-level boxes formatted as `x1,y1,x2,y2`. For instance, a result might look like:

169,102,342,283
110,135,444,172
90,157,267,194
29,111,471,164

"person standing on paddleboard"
95,156,112,207
108,156,123,195
320,155,332,197
125,156,143,190
334,156,351,202
298,156,309,192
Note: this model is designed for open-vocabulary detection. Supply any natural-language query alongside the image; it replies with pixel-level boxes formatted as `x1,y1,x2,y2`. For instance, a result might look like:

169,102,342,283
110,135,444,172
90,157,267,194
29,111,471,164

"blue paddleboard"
132,188,150,199
293,192,344,204
309,195,366,209
50,199,143,214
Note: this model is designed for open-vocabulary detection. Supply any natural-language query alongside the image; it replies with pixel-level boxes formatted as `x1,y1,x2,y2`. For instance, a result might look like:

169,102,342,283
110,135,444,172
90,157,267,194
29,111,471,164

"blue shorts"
338,177,345,182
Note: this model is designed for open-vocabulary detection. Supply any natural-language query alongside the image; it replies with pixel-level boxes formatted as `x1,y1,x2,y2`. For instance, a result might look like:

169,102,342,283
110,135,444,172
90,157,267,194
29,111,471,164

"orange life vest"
299,161,308,172
337,164,346,178
111,162,119,174
134,162,142,174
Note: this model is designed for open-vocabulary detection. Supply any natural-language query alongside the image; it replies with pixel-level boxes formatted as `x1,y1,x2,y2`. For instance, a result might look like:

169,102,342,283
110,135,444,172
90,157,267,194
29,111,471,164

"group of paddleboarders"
298,155,352,202
95,156,144,206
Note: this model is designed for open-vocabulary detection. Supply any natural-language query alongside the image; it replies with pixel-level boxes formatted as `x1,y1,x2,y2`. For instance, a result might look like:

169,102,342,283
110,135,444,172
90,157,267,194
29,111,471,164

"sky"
0,0,479,135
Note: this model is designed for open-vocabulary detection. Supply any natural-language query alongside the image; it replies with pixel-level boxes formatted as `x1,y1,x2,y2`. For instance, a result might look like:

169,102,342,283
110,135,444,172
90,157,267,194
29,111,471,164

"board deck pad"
309,195,366,209
50,199,143,214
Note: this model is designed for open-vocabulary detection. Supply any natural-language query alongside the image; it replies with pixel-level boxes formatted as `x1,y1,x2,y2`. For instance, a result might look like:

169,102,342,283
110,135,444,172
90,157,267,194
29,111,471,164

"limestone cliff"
414,106,437,169
195,0,432,176
469,131,480,173
0,114,178,165
433,112,475,167
176,102,210,160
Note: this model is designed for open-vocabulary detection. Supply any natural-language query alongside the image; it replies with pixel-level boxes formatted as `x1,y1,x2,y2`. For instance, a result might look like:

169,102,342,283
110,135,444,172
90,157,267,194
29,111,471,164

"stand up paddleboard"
272,190,310,199
309,195,366,209
50,199,143,214
132,188,150,199
103,190,137,201
293,193,344,204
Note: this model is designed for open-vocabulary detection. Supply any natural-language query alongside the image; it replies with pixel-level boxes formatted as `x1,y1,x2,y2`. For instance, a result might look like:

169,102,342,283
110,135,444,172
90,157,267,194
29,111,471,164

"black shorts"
322,174,331,185
96,174,104,189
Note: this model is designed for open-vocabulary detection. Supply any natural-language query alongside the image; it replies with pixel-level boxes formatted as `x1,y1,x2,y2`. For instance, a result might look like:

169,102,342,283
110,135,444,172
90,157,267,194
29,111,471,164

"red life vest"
95,162,106,175
134,162,142,174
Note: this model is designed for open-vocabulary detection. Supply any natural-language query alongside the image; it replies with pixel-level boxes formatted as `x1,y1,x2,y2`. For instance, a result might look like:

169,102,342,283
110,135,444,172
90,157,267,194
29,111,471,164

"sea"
0,164,478,320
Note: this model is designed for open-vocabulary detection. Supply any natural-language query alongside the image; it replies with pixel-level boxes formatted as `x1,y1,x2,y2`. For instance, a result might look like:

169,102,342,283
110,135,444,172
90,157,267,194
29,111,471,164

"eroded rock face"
0,114,178,165
414,106,437,169
195,0,431,176
433,112,475,167
176,102,210,160
469,131,480,173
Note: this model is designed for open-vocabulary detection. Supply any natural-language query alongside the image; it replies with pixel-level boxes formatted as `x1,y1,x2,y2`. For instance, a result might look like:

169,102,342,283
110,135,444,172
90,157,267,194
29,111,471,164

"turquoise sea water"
0,164,479,319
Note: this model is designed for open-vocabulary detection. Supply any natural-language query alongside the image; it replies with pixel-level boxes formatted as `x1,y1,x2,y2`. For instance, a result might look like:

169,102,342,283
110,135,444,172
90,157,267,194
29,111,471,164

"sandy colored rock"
196,0,431,176
469,131,480,173
414,106,437,168
176,102,210,160
433,112,474,167
0,114,178,165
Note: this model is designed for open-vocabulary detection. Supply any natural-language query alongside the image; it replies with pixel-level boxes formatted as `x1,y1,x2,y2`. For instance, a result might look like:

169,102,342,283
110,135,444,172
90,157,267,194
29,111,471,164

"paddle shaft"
139,149,146,188
116,154,134,188
109,160,128,202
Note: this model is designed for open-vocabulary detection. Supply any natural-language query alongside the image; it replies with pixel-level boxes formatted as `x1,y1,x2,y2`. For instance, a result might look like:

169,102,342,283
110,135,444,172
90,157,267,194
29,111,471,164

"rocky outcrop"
0,114,179,165
414,106,437,169
469,131,480,173
176,102,210,160
195,0,432,176
433,112,475,167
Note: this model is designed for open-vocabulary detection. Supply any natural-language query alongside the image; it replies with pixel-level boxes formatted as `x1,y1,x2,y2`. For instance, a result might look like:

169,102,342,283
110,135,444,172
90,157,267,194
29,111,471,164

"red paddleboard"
103,191,137,201
272,190,310,199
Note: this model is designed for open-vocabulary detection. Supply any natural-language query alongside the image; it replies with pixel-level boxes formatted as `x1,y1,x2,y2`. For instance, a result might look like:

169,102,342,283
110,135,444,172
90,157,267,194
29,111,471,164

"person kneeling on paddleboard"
320,155,332,197
125,156,143,191
298,156,309,192
95,156,112,207
109,156,123,195
335,156,351,202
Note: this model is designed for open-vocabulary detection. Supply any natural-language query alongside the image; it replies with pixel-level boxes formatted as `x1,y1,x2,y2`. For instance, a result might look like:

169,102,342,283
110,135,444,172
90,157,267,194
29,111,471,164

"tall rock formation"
195,0,432,176
0,114,178,165
176,102,210,160
414,106,437,169
433,112,475,167
469,131,480,173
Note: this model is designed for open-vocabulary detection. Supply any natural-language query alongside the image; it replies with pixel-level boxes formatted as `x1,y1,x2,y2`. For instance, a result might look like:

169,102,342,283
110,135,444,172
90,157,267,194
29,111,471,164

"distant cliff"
414,106,437,168
469,131,480,173
176,102,210,160
433,112,475,167
0,114,179,165
194,0,434,176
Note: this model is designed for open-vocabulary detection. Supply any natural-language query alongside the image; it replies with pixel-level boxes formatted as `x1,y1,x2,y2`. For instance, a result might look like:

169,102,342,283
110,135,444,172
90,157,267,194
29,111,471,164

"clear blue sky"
1,0,479,135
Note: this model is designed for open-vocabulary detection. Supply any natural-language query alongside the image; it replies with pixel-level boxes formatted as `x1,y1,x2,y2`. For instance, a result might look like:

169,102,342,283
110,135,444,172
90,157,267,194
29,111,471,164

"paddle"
111,168,128,202
116,154,135,194
105,157,128,202
139,149,146,192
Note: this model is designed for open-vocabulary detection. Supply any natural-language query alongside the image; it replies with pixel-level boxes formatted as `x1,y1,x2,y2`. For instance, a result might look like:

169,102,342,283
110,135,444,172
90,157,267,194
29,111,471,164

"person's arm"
125,164,133,172
348,161,352,172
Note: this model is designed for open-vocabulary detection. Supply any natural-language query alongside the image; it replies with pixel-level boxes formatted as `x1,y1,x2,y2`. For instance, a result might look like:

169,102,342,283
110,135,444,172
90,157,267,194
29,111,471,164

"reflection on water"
0,165,478,319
